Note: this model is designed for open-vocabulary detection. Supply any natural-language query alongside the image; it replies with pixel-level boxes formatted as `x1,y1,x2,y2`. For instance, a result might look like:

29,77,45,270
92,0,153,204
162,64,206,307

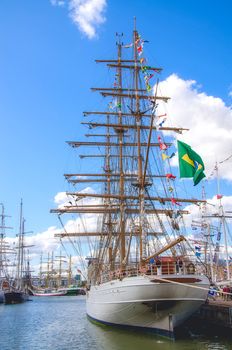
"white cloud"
51,0,107,39
69,0,107,38
54,186,97,208
21,226,61,255
4,186,102,274
54,191,69,205
6,215,97,275
157,74,232,181
50,0,65,6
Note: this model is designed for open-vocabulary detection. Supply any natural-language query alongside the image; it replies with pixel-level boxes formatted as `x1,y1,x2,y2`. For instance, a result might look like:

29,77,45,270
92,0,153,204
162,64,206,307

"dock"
175,299,232,338
196,299,232,329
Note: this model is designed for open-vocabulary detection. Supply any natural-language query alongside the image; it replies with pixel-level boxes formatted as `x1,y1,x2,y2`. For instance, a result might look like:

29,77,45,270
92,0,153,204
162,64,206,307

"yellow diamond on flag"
182,153,195,167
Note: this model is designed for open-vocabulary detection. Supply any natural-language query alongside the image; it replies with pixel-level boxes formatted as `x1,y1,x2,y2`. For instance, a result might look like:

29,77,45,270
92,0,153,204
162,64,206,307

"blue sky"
1,0,232,269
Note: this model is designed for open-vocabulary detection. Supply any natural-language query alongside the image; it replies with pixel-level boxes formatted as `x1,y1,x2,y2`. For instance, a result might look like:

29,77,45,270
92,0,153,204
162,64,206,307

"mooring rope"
144,274,232,297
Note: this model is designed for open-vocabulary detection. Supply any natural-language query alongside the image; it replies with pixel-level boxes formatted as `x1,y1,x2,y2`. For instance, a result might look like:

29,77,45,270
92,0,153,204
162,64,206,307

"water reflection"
86,316,231,350
0,296,231,350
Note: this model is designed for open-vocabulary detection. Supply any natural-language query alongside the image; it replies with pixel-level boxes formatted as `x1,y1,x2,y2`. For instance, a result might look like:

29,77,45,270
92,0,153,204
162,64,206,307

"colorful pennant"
216,194,223,199
166,173,176,180
158,136,168,150
171,198,181,206
161,153,169,161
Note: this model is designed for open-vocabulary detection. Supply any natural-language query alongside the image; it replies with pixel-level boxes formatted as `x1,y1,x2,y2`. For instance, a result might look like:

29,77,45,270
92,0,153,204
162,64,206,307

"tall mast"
106,113,114,269
133,21,146,264
16,199,23,288
0,203,6,240
56,251,66,287
59,251,62,287
19,217,26,289
116,33,126,268
51,251,54,281
68,255,72,285
207,222,214,282
0,204,6,277
216,162,230,280
0,204,12,278
133,19,142,186
39,253,43,286
46,252,50,287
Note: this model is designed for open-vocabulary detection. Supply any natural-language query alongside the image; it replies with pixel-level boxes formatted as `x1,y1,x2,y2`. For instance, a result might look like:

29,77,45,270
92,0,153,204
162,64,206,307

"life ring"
186,263,195,274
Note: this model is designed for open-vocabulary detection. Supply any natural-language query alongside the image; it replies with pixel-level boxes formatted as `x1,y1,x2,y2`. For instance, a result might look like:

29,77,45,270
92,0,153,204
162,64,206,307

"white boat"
86,271,209,337
33,289,67,297
86,252,209,337
51,23,210,338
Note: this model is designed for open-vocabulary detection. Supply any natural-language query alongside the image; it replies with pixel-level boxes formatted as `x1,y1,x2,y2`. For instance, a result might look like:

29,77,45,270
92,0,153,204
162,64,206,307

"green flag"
177,140,205,186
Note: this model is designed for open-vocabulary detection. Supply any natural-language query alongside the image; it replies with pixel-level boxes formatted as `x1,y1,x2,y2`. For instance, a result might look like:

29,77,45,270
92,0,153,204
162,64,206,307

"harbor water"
0,296,231,350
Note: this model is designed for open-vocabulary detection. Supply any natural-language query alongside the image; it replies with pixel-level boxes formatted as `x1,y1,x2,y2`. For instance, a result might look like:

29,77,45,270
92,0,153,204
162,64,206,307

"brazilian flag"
177,140,206,186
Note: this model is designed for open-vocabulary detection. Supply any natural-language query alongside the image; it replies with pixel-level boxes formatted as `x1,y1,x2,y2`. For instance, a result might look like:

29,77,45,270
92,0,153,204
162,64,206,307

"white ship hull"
86,274,209,338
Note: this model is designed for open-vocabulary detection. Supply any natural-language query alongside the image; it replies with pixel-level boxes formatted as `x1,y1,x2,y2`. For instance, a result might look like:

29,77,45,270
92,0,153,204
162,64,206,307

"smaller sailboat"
0,203,18,304
57,256,86,295
4,200,31,304
32,289,67,297
31,252,84,296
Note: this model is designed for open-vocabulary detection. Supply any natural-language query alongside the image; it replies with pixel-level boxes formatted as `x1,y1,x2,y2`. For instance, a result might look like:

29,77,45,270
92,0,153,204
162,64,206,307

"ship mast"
216,163,230,281
51,25,206,279
116,33,126,268
68,255,72,285
106,113,114,269
132,21,144,264
0,204,13,278
15,200,33,291
16,199,23,289
39,253,43,286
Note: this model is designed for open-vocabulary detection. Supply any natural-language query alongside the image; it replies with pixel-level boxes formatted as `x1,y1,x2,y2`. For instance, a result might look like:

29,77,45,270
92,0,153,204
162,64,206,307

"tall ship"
0,201,30,304
0,203,15,303
51,24,210,338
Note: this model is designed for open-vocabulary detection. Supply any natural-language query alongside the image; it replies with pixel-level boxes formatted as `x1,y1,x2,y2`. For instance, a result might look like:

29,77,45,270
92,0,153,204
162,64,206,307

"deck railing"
100,259,197,283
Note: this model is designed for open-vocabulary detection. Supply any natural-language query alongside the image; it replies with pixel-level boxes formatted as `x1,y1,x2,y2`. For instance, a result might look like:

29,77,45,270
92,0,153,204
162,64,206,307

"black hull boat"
4,291,29,304
0,290,4,303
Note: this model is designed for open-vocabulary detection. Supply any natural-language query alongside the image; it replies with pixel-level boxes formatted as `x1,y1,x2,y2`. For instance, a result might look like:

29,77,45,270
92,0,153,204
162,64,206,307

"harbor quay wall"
192,300,232,329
